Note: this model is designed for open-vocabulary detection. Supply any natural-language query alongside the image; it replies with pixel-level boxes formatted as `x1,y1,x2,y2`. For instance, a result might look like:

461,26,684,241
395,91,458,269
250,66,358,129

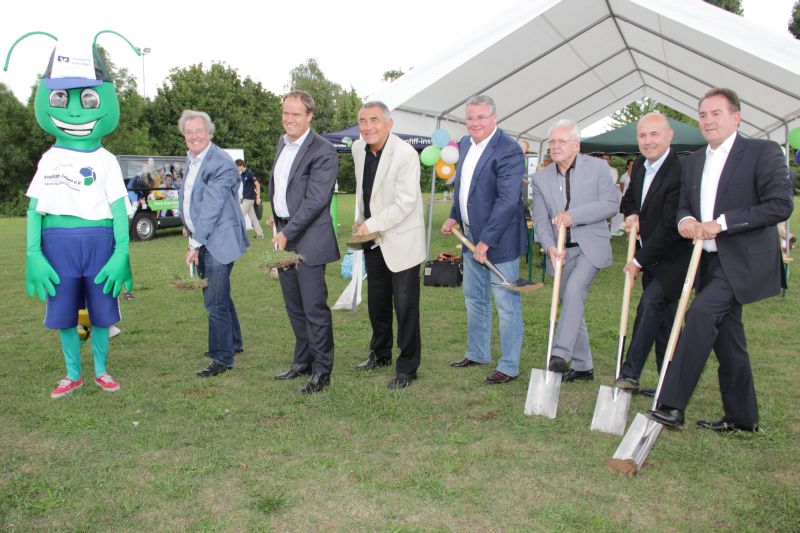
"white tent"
370,0,800,145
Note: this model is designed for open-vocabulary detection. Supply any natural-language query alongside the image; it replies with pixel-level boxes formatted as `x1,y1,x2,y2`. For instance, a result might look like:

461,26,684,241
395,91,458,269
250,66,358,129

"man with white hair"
530,119,621,382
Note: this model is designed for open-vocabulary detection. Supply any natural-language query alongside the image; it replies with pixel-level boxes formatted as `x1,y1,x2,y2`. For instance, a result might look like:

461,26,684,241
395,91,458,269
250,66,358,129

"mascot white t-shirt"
27,146,130,219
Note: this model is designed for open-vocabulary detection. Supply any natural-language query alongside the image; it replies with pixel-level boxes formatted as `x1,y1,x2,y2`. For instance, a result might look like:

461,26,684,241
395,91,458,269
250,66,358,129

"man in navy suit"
615,113,692,395
270,90,340,394
649,88,793,432
441,94,528,384
179,110,249,378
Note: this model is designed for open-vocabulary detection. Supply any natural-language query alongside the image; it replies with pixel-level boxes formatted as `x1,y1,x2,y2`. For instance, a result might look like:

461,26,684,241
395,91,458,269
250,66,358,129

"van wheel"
132,212,157,241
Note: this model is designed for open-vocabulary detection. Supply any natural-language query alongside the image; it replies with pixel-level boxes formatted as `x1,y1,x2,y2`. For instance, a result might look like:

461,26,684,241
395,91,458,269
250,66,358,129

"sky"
0,0,796,135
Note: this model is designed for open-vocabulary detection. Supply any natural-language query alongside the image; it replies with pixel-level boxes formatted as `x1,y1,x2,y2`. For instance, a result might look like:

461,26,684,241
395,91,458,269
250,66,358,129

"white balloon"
440,145,459,164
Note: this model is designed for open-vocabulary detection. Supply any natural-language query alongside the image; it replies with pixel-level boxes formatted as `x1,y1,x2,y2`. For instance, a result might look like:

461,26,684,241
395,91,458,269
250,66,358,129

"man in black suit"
270,90,340,394
649,88,794,432
614,113,692,395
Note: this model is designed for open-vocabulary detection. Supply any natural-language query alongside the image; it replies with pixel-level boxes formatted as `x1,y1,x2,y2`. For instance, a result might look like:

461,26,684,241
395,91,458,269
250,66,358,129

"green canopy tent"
580,118,706,155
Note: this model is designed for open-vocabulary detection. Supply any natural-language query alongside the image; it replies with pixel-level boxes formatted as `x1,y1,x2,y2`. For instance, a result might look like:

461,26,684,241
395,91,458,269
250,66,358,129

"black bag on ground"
423,259,462,287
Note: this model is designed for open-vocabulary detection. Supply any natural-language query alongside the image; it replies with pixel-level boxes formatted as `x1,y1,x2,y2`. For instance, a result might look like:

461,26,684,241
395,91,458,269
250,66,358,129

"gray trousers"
551,246,600,371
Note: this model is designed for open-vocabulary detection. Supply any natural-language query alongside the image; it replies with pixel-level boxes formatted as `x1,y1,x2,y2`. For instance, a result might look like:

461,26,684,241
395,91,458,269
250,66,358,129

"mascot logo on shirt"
80,167,96,186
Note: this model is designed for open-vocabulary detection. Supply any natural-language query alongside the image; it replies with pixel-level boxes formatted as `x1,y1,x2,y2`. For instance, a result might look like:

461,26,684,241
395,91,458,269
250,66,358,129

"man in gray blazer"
179,110,249,378
270,90,340,394
531,119,620,381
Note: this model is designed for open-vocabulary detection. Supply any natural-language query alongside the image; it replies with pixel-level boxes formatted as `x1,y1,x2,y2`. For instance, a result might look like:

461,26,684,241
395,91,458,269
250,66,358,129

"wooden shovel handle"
618,227,639,337
549,224,567,323
664,240,704,364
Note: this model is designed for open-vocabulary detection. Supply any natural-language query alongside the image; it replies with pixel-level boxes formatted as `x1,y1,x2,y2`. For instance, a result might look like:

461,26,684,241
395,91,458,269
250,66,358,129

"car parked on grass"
118,155,185,241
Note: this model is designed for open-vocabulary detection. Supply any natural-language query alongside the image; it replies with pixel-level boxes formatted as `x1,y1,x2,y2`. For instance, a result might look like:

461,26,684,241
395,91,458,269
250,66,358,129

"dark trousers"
364,247,421,375
621,270,676,381
659,253,758,426
199,247,242,367
278,261,334,374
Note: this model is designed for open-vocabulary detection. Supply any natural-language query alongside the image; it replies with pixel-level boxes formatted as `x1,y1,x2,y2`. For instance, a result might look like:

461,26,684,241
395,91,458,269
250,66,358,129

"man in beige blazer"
352,101,426,389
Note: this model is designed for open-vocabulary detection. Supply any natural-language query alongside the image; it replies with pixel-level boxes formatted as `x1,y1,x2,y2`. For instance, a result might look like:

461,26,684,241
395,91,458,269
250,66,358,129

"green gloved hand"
94,198,133,298
25,198,60,301
26,251,60,301
94,251,132,297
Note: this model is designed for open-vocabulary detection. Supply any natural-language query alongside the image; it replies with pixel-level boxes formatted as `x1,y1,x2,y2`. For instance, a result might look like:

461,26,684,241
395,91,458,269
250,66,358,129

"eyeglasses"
465,114,495,123
184,129,207,136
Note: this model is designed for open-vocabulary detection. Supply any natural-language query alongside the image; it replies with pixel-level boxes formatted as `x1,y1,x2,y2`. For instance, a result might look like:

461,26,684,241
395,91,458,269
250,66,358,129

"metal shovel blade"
503,279,544,293
524,368,561,419
590,385,632,435
605,413,663,477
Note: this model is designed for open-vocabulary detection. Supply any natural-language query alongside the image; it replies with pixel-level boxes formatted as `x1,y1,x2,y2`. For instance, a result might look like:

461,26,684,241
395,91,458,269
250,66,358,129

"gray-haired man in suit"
270,90,340,394
531,119,621,381
179,110,249,378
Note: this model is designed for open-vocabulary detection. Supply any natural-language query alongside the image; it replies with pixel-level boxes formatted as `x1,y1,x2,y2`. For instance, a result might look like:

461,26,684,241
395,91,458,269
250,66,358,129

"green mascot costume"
5,31,139,398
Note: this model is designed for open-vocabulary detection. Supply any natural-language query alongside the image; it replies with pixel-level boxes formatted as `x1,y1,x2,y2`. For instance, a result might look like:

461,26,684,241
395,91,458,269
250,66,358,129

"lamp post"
140,47,151,99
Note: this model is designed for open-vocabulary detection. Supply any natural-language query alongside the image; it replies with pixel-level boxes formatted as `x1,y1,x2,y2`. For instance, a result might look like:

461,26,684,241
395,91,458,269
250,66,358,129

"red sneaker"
51,377,83,398
94,373,120,392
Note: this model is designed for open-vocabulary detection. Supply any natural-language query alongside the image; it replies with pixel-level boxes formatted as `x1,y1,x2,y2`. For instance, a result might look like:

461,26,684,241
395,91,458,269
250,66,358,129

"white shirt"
641,148,670,208
459,127,497,226
272,128,310,218
27,146,130,219
688,131,736,252
183,143,211,249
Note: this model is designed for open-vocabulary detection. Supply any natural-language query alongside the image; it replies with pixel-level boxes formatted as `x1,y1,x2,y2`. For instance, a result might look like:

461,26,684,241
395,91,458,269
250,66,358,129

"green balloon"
420,146,441,166
788,127,800,150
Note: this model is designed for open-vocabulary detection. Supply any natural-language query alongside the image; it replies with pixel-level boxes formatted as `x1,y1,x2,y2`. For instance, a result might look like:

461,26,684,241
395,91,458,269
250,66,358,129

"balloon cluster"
420,129,459,180
789,127,800,165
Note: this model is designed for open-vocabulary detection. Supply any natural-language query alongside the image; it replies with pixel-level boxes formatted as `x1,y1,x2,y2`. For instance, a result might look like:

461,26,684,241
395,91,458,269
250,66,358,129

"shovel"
524,224,567,418
590,226,638,435
451,226,543,293
605,239,704,476
346,231,380,249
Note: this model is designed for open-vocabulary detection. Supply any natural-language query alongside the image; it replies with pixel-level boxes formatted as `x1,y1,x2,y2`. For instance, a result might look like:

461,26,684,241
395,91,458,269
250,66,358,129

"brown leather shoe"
450,357,485,368
484,370,518,384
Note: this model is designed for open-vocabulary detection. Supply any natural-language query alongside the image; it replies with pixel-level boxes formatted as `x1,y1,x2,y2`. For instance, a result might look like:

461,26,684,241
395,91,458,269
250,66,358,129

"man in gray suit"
531,119,620,382
270,90,340,394
179,110,249,378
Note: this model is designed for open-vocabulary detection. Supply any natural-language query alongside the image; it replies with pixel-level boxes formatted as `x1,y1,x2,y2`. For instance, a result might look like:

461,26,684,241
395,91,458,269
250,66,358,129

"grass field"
1,194,798,531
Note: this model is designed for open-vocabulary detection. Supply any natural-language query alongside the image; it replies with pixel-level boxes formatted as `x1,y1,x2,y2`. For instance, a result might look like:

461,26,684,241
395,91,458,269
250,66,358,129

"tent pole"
426,116,444,259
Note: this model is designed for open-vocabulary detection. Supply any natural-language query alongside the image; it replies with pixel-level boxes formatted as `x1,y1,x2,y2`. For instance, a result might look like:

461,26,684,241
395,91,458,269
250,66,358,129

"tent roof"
580,117,707,154
369,0,800,147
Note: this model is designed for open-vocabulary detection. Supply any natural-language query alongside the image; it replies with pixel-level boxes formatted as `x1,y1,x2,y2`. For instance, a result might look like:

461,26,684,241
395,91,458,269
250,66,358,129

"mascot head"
4,30,140,151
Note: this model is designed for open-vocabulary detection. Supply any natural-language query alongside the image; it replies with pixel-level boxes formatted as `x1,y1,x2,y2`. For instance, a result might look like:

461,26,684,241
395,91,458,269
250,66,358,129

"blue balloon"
431,129,451,148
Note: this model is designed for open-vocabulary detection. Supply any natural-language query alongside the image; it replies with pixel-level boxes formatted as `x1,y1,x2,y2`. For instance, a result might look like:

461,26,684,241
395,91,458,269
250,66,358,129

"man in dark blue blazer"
442,94,528,384
179,110,249,378
270,90,340,394
649,88,794,432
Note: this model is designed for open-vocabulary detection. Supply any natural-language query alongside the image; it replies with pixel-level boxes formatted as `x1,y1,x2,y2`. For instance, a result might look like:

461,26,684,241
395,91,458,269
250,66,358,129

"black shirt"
362,145,383,219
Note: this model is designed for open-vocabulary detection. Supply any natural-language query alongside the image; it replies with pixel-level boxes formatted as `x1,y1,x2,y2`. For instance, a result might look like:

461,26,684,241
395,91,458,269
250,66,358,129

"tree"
148,63,282,180
609,97,697,129
0,84,49,214
382,70,404,82
703,0,743,15
790,0,800,38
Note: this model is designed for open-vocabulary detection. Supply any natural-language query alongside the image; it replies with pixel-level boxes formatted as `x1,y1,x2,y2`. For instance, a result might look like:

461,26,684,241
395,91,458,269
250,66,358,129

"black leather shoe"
196,361,232,377
450,357,485,368
275,363,312,380
697,418,759,433
354,352,392,370
614,376,639,392
562,368,593,382
387,373,416,390
548,356,569,373
647,406,685,430
639,388,656,398
300,372,330,394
